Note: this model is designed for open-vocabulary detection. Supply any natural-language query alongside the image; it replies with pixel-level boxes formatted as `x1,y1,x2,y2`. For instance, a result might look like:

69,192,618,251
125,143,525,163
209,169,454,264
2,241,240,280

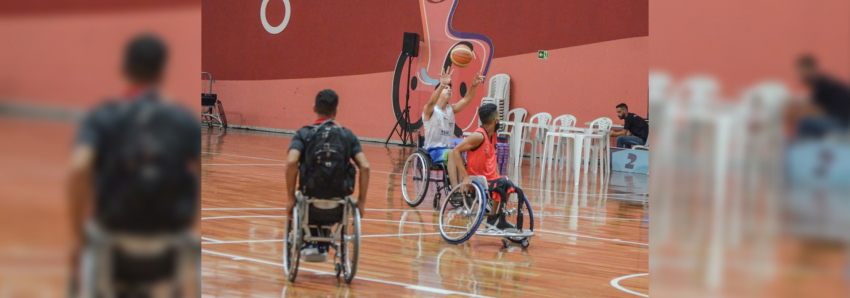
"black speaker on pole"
402,32,419,57
385,32,420,146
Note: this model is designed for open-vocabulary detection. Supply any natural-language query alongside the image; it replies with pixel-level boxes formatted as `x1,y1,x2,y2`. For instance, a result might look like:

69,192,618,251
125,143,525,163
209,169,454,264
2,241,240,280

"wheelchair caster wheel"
521,238,530,248
502,238,509,248
335,263,342,277
433,193,441,210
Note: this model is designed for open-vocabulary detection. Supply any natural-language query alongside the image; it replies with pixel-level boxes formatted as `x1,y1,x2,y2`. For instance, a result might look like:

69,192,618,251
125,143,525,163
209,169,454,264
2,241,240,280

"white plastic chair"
632,134,649,150
488,74,511,130
586,117,614,176
520,112,552,179
498,108,527,139
500,108,527,176
550,115,577,179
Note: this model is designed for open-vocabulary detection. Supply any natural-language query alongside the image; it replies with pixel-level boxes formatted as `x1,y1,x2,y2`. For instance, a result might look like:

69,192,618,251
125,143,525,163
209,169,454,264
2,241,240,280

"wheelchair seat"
299,196,347,226
429,162,446,171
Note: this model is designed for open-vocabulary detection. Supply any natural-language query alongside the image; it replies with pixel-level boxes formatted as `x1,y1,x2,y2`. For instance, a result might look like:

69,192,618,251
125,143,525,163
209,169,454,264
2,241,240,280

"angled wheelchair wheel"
339,199,361,283
505,193,534,245
439,181,486,244
76,243,103,298
282,207,301,282
401,151,430,207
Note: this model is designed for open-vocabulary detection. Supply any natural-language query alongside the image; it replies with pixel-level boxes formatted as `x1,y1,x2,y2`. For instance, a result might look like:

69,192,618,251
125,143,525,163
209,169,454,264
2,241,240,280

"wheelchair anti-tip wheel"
401,150,430,207
504,193,534,246
282,206,301,282
439,181,486,244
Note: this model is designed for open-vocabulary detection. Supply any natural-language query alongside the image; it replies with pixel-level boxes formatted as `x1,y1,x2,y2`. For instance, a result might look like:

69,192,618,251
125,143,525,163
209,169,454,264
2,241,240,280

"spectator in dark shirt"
610,103,648,148
795,54,850,138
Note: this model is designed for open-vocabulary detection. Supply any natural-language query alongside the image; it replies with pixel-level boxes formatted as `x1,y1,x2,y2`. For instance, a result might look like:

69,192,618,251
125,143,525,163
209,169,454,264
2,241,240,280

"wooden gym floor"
201,128,649,297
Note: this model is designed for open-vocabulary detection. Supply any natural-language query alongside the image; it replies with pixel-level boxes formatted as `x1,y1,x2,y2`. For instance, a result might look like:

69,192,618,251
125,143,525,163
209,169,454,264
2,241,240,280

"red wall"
201,0,649,139
650,0,850,95
0,5,202,110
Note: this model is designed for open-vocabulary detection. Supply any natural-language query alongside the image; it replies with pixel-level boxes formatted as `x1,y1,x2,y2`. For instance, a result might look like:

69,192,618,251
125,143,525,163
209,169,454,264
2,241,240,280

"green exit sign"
538,50,548,59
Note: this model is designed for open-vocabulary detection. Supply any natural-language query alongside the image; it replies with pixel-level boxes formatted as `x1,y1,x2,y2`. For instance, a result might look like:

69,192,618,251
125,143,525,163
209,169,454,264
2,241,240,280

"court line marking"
202,152,284,162
200,215,647,246
200,232,444,245
203,164,287,166
201,152,649,201
202,215,284,220
201,237,223,243
610,273,649,297
201,208,643,222
201,151,399,172
201,249,492,298
201,214,643,226
534,229,648,246
202,151,649,198
202,207,436,212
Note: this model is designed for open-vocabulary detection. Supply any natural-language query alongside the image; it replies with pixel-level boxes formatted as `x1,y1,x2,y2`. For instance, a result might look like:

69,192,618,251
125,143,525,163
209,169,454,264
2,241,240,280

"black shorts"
487,178,517,203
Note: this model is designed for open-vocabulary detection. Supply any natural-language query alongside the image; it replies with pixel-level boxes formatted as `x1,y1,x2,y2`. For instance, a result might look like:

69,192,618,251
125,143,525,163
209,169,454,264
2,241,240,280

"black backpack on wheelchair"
94,95,198,234
298,120,357,198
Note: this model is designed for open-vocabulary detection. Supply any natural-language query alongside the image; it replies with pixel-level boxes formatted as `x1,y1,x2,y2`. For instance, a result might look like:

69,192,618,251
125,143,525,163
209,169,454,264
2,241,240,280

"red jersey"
465,127,499,181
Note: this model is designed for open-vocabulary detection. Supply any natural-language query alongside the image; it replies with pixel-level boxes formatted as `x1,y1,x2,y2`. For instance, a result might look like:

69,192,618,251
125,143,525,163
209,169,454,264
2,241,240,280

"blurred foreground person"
68,34,200,298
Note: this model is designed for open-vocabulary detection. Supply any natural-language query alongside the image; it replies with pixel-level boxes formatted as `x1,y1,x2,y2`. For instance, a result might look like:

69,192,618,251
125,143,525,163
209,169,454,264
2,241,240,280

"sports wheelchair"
283,191,361,283
401,148,453,210
437,176,535,248
74,222,200,298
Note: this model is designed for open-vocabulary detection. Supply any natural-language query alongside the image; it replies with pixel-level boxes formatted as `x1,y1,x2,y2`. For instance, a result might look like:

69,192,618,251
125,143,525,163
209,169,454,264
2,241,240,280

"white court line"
535,229,648,246
201,208,642,222
201,249,492,298
200,158,649,199
203,207,286,211
203,151,650,198
202,152,284,162
200,232,444,245
362,232,442,238
202,213,641,223
203,163,287,166
610,273,649,297
201,237,223,243
202,207,436,212
202,151,398,173
201,215,646,246
202,215,285,220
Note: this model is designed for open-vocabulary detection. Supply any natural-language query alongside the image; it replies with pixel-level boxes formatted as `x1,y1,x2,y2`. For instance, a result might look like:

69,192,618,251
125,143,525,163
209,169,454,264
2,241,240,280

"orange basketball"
450,46,474,67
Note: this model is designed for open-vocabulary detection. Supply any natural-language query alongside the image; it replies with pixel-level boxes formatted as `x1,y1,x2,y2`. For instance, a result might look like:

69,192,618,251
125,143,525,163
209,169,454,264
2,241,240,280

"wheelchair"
283,191,361,283
74,222,200,298
401,148,452,210
438,176,535,248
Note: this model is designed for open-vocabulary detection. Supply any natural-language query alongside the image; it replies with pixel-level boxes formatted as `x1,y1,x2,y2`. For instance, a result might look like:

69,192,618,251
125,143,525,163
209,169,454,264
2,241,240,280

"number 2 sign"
610,148,649,174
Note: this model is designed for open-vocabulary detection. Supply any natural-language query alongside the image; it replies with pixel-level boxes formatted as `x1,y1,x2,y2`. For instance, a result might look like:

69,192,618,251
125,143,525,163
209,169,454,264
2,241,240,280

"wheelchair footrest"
475,226,535,238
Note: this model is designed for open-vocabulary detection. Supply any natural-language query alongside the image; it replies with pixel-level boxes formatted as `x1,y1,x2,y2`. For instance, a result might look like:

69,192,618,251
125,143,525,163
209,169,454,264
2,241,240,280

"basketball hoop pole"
385,54,415,147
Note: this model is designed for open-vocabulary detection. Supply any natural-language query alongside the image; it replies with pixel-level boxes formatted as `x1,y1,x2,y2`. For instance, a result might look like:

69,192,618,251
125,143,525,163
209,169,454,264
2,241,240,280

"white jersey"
422,104,455,148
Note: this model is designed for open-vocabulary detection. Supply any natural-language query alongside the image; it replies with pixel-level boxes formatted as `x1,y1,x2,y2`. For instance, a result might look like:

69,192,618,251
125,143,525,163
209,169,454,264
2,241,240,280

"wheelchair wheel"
76,244,102,298
340,199,361,283
505,193,534,245
282,207,301,282
402,151,430,207
439,181,486,244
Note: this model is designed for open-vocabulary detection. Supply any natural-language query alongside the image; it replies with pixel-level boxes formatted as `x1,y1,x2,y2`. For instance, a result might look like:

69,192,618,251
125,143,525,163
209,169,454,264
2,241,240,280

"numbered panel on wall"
610,148,649,175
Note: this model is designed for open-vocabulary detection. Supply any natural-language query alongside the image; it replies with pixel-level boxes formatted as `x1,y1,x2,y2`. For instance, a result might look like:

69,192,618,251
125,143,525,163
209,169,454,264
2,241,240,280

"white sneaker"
301,244,327,262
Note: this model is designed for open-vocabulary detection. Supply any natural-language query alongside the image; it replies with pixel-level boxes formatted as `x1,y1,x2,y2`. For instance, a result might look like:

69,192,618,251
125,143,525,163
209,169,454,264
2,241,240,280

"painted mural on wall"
392,0,494,136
